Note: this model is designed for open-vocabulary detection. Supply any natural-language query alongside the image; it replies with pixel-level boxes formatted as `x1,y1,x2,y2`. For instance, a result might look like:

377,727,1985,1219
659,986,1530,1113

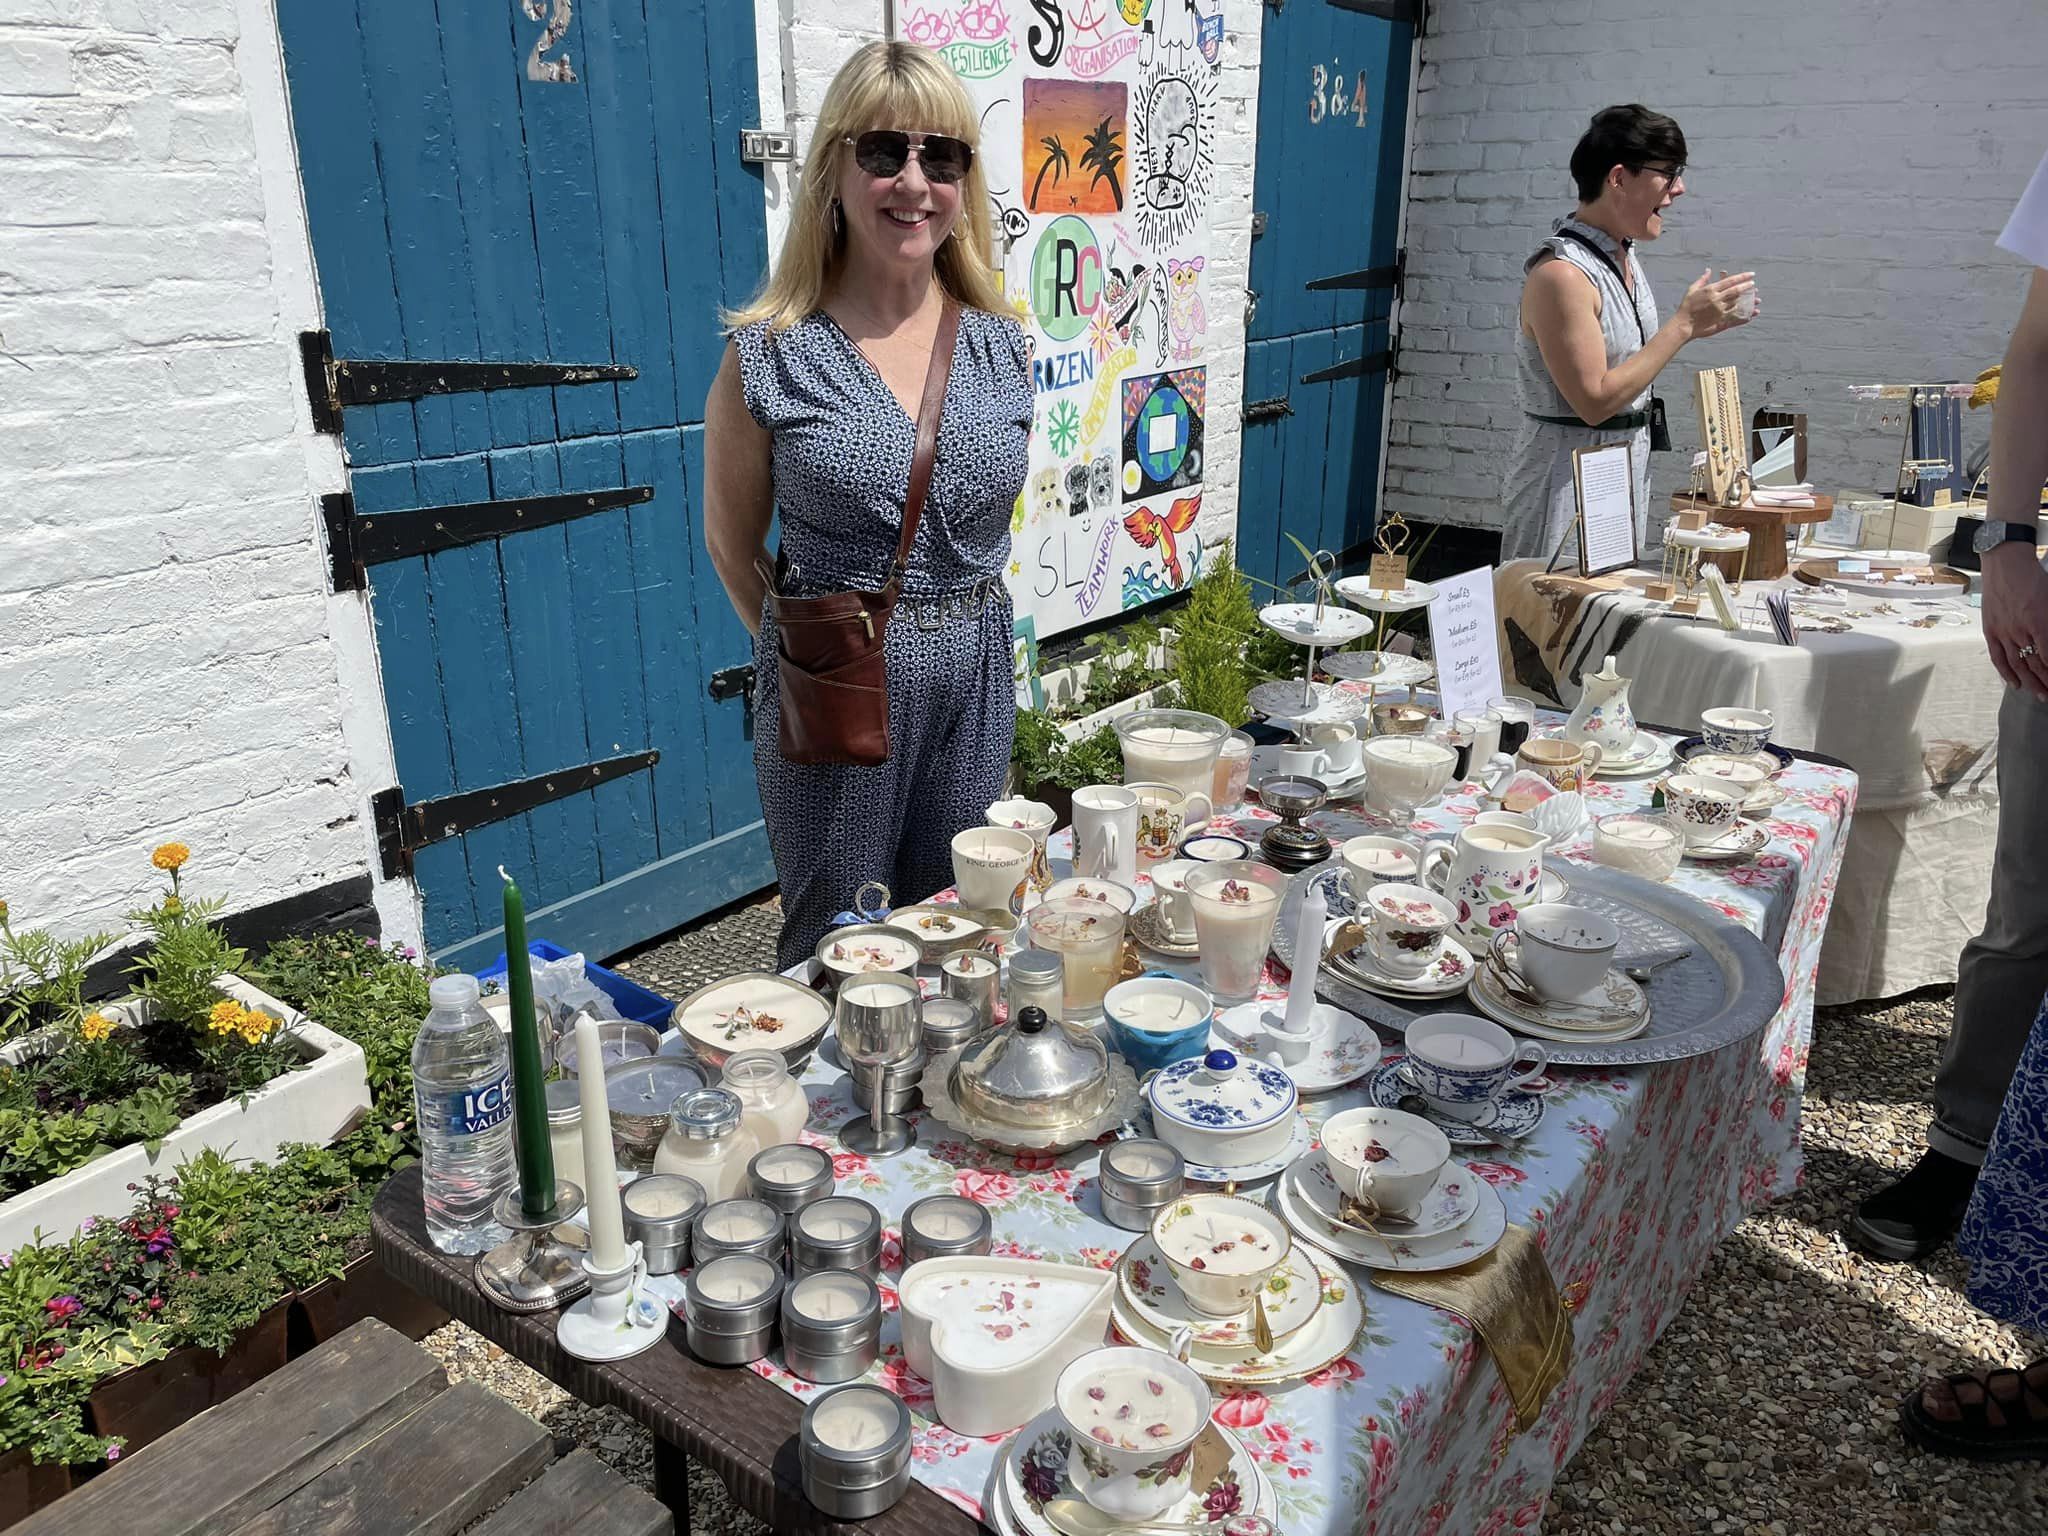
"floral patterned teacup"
1363,882,1455,978
1055,1347,1211,1520
1664,773,1743,848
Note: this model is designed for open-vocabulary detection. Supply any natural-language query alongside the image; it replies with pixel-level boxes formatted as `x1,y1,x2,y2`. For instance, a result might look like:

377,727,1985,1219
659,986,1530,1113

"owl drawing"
1167,256,1206,364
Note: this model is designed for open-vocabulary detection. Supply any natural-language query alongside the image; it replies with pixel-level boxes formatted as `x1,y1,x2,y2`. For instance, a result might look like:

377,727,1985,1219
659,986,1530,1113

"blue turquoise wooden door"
1237,0,1417,591
277,0,775,967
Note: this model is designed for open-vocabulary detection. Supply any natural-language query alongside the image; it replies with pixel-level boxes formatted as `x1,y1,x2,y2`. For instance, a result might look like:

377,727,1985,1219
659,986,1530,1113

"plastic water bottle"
412,974,515,1254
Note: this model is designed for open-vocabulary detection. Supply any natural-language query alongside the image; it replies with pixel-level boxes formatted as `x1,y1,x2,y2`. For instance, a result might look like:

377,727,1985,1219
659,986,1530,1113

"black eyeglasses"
1634,162,1685,182
845,130,975,185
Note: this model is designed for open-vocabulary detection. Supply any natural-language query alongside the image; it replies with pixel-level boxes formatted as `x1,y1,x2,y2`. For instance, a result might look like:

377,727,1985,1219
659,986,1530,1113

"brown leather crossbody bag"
755,299,959,767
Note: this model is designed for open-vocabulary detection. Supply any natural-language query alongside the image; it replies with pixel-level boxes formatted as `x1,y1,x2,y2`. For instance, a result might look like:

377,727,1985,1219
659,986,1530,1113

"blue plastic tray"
475,940,676,1029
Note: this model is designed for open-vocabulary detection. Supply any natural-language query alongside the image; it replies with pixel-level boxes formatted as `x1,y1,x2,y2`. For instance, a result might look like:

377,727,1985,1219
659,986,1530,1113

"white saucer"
1333,576,1439,614
1213,1001,1384,1093
1466,958,1652,1043
1324,925,1475,1000
1175,1113,1314,1186
996,1404,1276,1536
1364,1059,1547,1145
1273,1154,1506,1271
1108,1245,1364,1388
1591,734,1676,778
1260,601,1373,648
1128,901,1200,957
1249,743,1366,795
1320,649,1437,688
1291,1148,1481,1242
1117,1233,1324,1349
1681,818,1770,862
1248,679,1368,726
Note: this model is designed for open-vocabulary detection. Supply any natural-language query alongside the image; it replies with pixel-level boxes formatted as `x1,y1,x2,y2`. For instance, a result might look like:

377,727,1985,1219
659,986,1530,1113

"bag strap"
887,297,960,587
1555,230,1647,348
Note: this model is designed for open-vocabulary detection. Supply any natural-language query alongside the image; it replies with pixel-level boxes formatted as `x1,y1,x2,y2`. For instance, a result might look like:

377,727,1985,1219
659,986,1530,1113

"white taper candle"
573,1013,629,1270
1282,880,1327,1033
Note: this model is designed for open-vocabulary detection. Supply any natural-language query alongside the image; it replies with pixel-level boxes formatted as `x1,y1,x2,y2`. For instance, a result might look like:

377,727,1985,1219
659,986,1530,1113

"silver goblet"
835,974,922,1157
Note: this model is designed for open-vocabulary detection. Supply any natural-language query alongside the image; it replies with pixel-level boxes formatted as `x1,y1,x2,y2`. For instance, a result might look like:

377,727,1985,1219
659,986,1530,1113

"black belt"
1525,409,1650,432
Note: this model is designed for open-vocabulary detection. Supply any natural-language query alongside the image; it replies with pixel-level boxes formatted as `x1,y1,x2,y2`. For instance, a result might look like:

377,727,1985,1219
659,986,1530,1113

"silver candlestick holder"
474,1181,591,1314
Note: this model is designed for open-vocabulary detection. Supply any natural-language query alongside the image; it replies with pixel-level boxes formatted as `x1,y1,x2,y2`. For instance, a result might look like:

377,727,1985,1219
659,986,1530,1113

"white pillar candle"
574,1013,629,1270
1282,881,1327,1033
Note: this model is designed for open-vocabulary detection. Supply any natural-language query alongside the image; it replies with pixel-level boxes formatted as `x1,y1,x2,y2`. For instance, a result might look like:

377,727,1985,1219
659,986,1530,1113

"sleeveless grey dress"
1501,216,1657,564
733,307,1033,969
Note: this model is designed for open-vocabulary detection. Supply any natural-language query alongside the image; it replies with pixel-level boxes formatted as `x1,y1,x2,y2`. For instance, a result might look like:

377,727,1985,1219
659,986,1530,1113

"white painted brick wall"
0,0,370,941
1385,0,2048,533
768,3,1265,554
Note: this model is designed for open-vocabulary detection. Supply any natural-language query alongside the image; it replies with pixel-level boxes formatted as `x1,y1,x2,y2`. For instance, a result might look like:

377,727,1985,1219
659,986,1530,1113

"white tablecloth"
1496,560,1997,1002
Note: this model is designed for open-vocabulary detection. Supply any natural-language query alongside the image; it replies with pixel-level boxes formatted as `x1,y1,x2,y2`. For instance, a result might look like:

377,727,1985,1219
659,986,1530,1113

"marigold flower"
161,895,182,915
79,1012,117,1044
0,899,9,924
150,843,191,872
236,1010,274,1045
207,998,242,1035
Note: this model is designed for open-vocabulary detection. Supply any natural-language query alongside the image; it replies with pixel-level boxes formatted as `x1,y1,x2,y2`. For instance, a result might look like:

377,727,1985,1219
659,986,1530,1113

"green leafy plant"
1063,725,1124,786
0,1081,189,1199
0,900,116,1043
1173,540,1260,726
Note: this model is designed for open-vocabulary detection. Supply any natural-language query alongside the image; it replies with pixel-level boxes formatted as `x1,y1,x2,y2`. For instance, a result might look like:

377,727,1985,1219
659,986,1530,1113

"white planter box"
1058,683,1176,743
0,974,371,1255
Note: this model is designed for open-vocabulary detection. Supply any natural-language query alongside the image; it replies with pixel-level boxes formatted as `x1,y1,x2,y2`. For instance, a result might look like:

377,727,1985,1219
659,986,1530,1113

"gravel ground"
430,898,2048,1534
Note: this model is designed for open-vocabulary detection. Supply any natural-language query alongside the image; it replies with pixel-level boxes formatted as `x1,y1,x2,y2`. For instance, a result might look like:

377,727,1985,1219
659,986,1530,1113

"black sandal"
1899,1360,2048,1463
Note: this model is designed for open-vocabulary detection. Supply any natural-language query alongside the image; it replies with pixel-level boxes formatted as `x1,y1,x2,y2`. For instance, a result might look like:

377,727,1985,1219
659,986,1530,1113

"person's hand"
1981,540,2048,697
1679,269,1758,339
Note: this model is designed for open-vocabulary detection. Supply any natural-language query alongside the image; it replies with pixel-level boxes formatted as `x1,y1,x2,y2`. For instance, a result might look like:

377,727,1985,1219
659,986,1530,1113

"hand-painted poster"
907,0,1225,639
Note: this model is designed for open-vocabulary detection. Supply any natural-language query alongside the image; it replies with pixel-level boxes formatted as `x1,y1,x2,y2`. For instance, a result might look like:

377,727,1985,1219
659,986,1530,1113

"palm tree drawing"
1079,117,1125,210
1031,135,1070,207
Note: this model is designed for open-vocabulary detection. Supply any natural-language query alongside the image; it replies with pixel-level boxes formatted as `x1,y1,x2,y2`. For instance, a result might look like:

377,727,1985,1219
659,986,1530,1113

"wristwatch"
1973,519,2041,555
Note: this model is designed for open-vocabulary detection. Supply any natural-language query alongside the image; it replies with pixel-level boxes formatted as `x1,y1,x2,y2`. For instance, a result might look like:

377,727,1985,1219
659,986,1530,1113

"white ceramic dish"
1108,1241,1363,1386
1117,1233,1323,1349
1591,735,1676,778
1333,575,1439,614
1259,601,1373,648
896,1256,1115,1439
994,1405,1276,1536
1465,960,1652,1043
1365,1059,1547,1146
1213,1002,1384,1093
671,972,833,1070
1176,1114,1314,1186
1326,922,1475,1000
1681,818,1771,862
1144,1049,1301,1169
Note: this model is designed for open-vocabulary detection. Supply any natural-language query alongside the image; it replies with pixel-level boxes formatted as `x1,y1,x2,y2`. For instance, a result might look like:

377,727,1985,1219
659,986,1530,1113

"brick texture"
0,3,363,938
1384,0,2048,533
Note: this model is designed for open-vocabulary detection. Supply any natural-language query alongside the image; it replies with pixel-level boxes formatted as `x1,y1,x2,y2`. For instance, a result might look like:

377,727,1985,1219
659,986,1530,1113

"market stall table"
374,705,1853,1536
1496,556,1990,1003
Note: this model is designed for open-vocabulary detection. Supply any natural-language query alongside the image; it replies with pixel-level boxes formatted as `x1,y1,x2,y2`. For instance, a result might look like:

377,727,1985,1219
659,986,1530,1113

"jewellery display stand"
1249,549,1371,730
1330,512,1442,732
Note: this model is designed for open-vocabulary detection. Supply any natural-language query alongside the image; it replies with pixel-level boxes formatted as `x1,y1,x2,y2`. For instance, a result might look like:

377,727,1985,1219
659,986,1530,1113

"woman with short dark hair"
1501,105,1758,563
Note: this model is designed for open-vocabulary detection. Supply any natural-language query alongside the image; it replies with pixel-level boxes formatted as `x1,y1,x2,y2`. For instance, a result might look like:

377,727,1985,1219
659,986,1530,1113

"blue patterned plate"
1363,1059,1545,1147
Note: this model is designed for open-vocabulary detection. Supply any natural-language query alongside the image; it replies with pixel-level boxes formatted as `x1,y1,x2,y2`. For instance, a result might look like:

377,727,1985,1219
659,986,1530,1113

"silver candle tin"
939,951,1001,1030
779,1269,882,1384
920,996,986,1057
692,1197,787,1269
799,1384,914,1520
685,1253,784,1366
1098,1137,1187,1231
620,1174,706,1275
790,1196,883,1280
848,1042,926,1117
899,1194,994,1267
746,1142,835,1218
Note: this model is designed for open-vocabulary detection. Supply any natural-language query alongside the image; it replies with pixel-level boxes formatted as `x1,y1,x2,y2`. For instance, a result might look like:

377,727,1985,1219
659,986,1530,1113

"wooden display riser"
1668,494,1835,582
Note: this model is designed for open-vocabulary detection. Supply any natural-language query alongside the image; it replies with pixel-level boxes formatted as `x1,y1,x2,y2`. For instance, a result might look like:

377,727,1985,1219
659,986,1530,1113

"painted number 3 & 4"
1308,63,1369,125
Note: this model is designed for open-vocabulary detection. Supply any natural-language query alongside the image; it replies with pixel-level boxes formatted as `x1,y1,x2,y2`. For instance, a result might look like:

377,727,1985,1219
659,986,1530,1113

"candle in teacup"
572,1013,628,1270
1282,881,1326,1034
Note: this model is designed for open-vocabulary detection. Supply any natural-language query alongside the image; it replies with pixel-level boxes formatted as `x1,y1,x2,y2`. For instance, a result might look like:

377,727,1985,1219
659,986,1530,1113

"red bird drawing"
1123,493,1201,586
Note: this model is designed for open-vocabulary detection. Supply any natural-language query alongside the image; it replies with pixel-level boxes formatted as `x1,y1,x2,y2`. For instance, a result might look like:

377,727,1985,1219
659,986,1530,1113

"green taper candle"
500,866,556,1216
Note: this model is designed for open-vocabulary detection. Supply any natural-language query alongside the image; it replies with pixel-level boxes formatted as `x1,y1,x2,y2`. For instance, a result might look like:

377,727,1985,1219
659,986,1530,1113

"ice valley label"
446,1074,512,1135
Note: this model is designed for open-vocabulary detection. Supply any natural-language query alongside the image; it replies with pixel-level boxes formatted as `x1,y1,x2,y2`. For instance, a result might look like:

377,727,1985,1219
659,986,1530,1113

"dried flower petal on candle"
918,913,958,932
1220,880,1252,905
716,1005,785,1042
1362,1140,1393,1163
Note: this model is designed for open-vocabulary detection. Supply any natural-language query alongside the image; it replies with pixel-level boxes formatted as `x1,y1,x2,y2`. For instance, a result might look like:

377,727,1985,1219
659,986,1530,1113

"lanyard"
1556,229,1647,347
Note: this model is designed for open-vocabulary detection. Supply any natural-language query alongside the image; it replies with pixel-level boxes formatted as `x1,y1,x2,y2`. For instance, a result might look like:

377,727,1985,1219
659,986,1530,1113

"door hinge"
321,485,653,592
1305,259,1403,294
1251,211,1269,239
708,665,756,702
1242,396,1294,424
373,751,660,880
1326,0,1424,21
740,129,795,163
1300,349,1395,386
299,331,635,435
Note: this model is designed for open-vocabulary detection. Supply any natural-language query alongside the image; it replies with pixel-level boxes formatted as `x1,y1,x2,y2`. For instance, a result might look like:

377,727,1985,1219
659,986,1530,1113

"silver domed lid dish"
919,1007,1141,1153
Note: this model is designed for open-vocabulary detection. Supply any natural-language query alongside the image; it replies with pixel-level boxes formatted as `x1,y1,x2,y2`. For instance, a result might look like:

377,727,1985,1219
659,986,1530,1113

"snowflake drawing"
1046,399,1082,457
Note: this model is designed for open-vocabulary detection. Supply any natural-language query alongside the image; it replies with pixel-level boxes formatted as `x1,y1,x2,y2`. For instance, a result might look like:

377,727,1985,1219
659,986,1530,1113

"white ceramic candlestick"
574,1013,629,1271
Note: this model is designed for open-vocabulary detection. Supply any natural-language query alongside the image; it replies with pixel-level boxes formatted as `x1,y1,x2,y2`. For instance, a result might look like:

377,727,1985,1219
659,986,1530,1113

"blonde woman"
705,41,1031,968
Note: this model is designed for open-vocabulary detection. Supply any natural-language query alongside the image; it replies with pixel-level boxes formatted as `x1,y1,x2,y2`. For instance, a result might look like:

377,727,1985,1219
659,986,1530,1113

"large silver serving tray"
1272,863,1785,1067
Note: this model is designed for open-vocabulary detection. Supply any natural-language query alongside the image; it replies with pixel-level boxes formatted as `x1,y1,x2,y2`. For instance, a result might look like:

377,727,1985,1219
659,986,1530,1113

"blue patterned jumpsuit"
732,308,1033,970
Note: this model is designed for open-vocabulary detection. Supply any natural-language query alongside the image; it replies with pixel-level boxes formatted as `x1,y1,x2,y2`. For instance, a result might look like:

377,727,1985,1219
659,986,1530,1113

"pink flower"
953,1169,1019,1205
1465,1161,1525,1187
1306,1356,1364,1388
1011,1149,1058,1172
1212,1390,1269,1428
831,1151,870,1181
877,1355,934,1410
105,1446,119,1462
1488,901,1517,928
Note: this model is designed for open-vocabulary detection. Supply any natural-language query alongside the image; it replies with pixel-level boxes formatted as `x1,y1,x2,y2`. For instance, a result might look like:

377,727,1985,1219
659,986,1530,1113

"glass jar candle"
1591,812,1685,882
544,1078,587,1197
722,1050,810,1149
654,1087,758,1201
1006,948,1064,1023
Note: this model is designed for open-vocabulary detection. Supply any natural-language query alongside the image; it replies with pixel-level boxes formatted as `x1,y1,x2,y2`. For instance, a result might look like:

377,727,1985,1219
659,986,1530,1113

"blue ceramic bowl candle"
1103,973,1216,1074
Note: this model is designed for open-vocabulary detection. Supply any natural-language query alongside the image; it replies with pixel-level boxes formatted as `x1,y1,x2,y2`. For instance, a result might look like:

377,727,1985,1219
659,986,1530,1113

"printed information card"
1428,565,1506,721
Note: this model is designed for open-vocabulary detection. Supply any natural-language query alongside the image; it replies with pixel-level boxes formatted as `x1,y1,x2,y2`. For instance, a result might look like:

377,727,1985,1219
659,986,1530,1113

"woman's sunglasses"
844,130,975,185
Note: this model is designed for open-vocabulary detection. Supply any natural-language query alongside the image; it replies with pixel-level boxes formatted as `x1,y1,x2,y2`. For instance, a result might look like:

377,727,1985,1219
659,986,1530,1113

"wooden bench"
14,1318,669,1536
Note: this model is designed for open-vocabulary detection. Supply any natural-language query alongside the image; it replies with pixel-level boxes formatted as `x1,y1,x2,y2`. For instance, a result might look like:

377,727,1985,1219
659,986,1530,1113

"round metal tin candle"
780,1269,882,1385
940,951,1001,1030
899,1194,994,1267
919,996,985,1057
692,1197,786,1269
685,1253,784,1366
620,1174,705,1275
746,1142,835,1217
1098,1137,1186,1231
790,1195,883,1279
799,1384,913,1520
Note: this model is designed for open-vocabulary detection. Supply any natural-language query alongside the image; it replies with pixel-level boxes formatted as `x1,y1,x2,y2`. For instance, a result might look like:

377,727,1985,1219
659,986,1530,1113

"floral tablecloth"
666,711,1855,1535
